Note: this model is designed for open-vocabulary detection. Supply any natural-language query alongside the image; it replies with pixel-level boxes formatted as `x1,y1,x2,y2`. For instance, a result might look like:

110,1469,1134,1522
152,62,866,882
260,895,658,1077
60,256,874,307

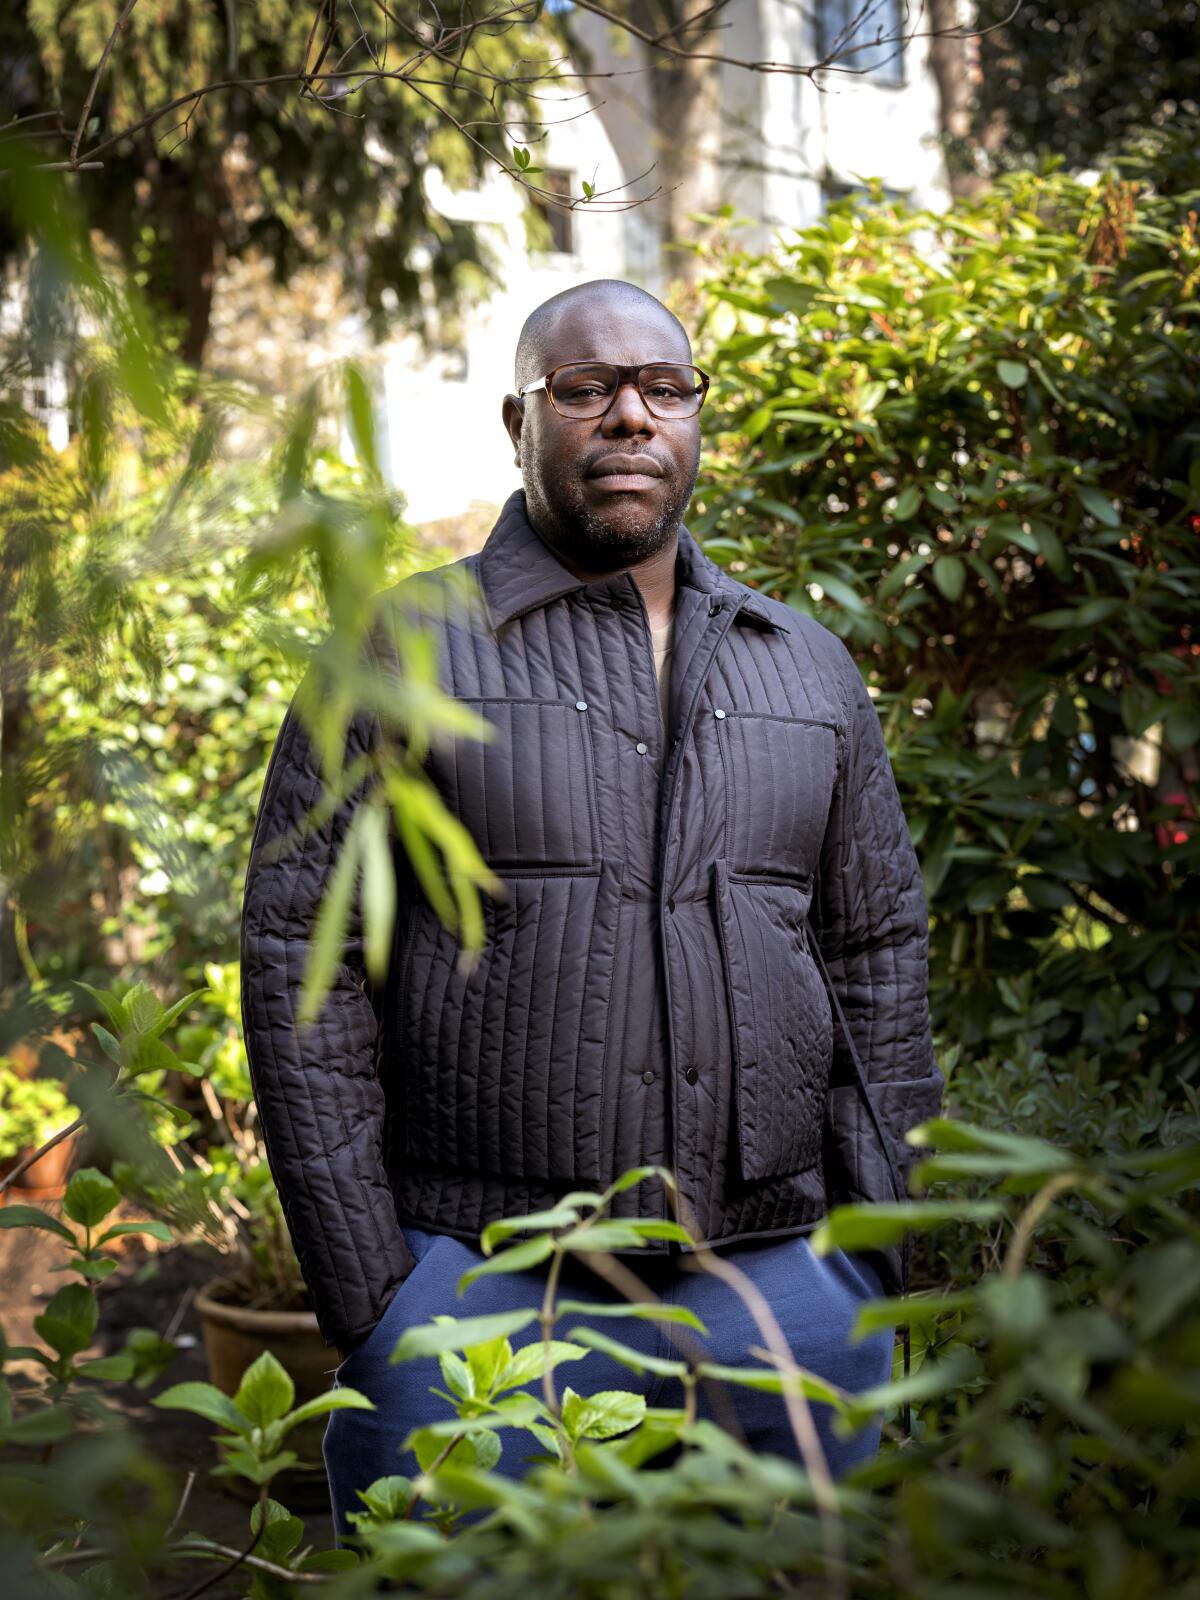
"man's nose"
600,379,657,436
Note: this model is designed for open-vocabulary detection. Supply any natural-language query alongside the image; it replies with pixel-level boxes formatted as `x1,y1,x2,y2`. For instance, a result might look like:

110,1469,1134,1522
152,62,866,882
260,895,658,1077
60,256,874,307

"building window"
817,0,906,89
823,176,911,211
22,364,72,452
531,169,575,256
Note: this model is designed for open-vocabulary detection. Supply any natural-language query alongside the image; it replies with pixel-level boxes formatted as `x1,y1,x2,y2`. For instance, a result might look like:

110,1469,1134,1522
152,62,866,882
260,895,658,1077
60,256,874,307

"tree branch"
71,0,140,168
6,0,1020,222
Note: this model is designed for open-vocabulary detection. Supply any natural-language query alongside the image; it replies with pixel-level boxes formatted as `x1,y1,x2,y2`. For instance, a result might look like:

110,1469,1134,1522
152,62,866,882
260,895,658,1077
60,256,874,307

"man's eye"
565,383,607,399
646,384,690,401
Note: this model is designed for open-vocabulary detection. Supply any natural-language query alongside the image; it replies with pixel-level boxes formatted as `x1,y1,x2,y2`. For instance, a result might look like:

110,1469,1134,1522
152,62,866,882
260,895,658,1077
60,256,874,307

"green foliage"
0,1161,169,1279
0,156,502,1045
0,1061,77,1160
972,1,1200,180
693,122,1200,1203
84,964,310,1308
0,1162,173,1405
1,2,563,361
0,84,1198,1600
0,151,508,1322
4,1132,1200,1594
155,1349,373,1485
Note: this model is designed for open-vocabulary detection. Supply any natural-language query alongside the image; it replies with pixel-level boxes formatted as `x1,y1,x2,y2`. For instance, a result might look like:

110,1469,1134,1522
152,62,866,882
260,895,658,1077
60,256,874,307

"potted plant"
108,962,335,1506
0,1061,83,1202
183,1152,335,1506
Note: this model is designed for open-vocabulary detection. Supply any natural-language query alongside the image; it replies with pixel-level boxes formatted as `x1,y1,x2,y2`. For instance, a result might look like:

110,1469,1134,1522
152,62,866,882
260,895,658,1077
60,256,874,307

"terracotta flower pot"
194,1279,339,1508
0,1128,81,1203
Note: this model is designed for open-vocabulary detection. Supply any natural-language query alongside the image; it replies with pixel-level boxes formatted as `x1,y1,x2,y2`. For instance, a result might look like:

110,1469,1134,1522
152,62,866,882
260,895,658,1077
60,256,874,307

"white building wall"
813,27,952,215
379,90,631,524
381,0,952,525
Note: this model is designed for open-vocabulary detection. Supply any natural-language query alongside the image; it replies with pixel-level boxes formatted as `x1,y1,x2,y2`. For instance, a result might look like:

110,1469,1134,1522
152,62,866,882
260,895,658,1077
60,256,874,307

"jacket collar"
477,489,789,635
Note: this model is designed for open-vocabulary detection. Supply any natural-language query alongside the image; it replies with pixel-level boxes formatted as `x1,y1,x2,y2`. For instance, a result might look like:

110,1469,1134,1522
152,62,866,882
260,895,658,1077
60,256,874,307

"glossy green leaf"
932,554,966,601
234,1350,295,1428
35,1283,99,1360
284,1388,378,1430
495,1339,589,1392
456,1233,554,1289
0,1205,75,1241
694,1362,845,1408
554,1299,709,1333
562,1326,690,1380
480,1206,584,1252
63,1168,121,1228
560,1386,646,1442
810,1200,1005,1253
152,1382,252,1433
297,808,363,1025
1079,485,1121,526
392,1310,539,1361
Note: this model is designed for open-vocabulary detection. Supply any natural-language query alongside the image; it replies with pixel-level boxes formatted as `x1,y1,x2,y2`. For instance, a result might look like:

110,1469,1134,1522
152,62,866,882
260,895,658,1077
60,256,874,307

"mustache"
583,449,671,478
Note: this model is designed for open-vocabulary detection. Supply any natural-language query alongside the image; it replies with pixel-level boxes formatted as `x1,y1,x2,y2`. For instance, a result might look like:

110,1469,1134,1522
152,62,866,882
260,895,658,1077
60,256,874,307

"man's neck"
627,537,678,629
544,530,679,631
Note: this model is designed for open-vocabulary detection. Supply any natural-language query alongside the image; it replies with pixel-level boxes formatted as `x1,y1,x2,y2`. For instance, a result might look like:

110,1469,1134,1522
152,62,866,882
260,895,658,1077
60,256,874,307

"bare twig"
539,1244,568,1430
0,1116,84,1193
161,1287,197,1345
680,1244,848,1598
1003,1171,1079,1280
573,1246,746,1439
163,1470,198,1542
71,0,140,168
403,1429,470,1518
46,1538,329,1584
170,1482,269,1600
660,1183,849,1595
20,0,1016,204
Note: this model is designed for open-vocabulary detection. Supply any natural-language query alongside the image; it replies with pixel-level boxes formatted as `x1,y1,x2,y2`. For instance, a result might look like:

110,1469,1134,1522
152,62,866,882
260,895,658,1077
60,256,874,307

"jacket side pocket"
712,858,832,1182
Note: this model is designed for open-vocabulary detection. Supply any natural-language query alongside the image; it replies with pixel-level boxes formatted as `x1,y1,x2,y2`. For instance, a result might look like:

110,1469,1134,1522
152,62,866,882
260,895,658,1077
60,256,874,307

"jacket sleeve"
240,651,414,1353
813,643,944,1293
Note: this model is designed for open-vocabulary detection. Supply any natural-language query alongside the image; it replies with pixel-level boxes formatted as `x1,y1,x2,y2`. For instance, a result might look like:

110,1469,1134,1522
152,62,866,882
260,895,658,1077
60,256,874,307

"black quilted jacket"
240,490,944,1353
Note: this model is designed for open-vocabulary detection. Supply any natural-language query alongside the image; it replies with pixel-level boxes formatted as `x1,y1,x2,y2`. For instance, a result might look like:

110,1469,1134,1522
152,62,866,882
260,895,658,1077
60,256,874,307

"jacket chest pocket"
395,859,624,1184
428,697,599,870
715,711,839,883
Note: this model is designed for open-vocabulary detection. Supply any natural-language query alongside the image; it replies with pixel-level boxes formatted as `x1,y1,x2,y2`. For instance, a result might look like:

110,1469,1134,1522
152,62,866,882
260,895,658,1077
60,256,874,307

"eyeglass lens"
548,363,705,418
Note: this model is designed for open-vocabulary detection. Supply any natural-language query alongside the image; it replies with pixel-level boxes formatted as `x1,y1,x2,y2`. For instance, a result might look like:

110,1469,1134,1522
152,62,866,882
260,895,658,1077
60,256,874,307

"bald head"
502,277,702,568
514,279,691,390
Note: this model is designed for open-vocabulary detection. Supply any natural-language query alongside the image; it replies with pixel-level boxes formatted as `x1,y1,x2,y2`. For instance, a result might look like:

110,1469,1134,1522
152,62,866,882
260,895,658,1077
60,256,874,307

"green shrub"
0,1064,78,1162
5,1138,1200,1597
691,121,1200,1234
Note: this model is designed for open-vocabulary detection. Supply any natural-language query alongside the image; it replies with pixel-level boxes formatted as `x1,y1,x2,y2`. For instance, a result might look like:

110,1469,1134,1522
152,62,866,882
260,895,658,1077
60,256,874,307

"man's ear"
501,394,525,468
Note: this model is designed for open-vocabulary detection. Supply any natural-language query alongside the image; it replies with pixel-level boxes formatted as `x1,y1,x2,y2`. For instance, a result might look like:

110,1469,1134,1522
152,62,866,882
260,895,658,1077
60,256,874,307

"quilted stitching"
241,489,943,1348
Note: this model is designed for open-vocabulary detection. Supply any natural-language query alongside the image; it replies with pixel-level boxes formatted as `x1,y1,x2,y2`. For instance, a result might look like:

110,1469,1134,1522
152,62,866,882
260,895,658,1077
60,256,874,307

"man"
240,279,943,1536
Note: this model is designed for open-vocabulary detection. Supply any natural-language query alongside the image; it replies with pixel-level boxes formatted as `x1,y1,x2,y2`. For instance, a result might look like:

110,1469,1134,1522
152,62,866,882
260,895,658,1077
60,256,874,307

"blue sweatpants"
322,1225,895,1542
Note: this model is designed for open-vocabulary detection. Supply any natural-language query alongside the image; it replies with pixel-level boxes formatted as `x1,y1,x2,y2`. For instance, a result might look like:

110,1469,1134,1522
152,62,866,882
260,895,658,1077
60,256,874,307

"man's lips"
585,453,666,491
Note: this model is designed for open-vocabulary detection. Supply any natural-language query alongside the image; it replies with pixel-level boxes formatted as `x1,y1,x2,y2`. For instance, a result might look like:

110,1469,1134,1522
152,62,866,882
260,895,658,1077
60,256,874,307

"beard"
521,445,700,570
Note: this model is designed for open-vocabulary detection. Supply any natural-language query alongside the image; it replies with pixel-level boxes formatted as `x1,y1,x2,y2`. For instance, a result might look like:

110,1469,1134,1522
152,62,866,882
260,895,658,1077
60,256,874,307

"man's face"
502,297,702,569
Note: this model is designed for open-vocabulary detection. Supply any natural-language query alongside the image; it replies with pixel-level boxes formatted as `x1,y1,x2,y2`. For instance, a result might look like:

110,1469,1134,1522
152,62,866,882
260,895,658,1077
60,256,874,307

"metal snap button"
684,1066,699,1085
714,708,726,719
635,741,648,755
575,700,588,711
642,1070,656,1085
